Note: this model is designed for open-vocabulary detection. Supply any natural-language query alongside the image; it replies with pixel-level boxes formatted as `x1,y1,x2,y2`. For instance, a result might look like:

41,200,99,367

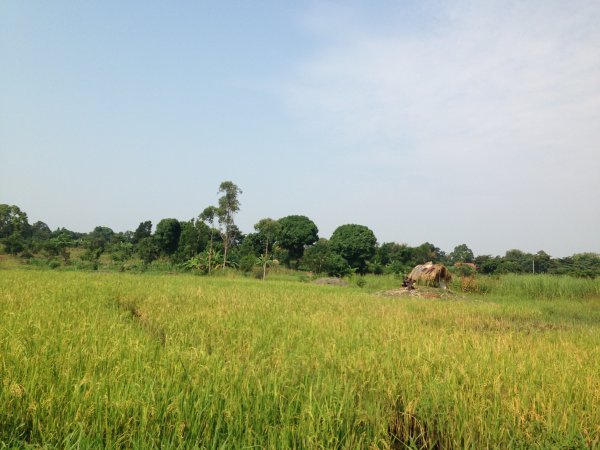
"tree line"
1,182,599,278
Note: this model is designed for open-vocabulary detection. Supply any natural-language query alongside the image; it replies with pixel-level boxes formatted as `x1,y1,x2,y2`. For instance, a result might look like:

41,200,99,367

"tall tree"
216,181,242,270
277,215,319,267
199,206,219,273
0,204,31,240
330,224,377,274
154,219,182,256
449,244,474,264
133,221,152,244
254,218,281,280
31,221,51,242
175,219,210,262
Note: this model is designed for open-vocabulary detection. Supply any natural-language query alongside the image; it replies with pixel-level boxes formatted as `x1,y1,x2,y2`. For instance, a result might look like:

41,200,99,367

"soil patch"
380,286,461,300
313,277,349,287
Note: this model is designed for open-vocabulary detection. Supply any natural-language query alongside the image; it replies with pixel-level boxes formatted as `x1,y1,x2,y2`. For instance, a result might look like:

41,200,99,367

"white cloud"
276,0,600,255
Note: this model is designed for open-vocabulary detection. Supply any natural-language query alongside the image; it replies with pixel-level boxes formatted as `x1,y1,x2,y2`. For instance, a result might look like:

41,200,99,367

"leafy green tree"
449,244,474,264
51,227,83,243
475,255,499,274
277,215,319,267
534,250,551,273
375,242,415,273
154,219,182,256
216,181,242,271
412,242,445,265
0,204,31,240
329,224,377,274
301,238,330,274
31,221,51,242
42,234,72,262
133,221,152,244
137,236,160,265
301,238,352,277
3,233,26,254
238,232,263,258
111,242,134,269
81,226,114,266
175,219,210,262
199,206,219,273
254,218,281,280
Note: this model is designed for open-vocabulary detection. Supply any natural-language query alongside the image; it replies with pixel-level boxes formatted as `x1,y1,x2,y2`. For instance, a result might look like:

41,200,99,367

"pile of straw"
408,261,452,289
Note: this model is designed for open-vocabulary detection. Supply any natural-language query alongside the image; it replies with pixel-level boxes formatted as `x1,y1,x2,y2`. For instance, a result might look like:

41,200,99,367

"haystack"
408,262,452,289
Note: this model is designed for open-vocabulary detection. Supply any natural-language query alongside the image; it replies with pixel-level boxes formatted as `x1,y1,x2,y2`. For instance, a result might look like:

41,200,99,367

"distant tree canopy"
449,244,474,264
0,204,30,240
155,219,182,256
1,196,599,278
133,221,152,244
330,224,377,274
277,215,319,266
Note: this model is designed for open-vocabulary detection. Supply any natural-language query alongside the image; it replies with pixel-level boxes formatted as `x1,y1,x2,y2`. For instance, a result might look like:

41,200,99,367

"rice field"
1,270,599,448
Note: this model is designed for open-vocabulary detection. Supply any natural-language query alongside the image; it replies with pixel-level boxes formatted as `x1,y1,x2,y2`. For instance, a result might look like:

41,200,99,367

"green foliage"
239,254,258,273
217,181,242,269
2,233,26,255
111,242,134,264
330,224,377,274
154,219,182,256
0,204,30,239
41,234,72,262
137,236,160,265
31,221,51,242
133,220,152,244
174,219,210,262
448,243,474,264
277,215,319,266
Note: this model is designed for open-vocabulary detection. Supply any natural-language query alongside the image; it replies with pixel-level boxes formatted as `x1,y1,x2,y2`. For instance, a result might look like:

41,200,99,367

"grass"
1,270,599,448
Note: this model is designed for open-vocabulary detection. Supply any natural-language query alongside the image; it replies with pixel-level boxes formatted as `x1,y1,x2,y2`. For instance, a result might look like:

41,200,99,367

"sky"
1,1,599,257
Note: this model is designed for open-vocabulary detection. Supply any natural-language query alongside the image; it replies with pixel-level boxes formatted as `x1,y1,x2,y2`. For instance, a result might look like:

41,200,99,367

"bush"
239,254,257,274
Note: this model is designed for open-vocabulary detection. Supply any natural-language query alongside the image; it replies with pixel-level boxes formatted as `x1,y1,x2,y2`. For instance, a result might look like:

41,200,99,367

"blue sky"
1,1,599,257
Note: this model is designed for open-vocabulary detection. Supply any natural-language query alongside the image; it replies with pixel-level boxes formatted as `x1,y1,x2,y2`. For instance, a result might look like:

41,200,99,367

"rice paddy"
1,270,599,448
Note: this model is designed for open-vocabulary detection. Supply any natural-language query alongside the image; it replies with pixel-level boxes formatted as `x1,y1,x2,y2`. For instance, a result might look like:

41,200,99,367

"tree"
133,221,152,244
154,219,182,256
81,226,114,264
412,242,445,265
449,244,474,264
254,218,281,280
175,219,210,262
375,242,414,273
277,215,319,267
301,238,351,276
330,224,377,274
137,236,160,265
216,181,242,271
199,206,219,273
111,242,134,269
31,221,51,242
0,204,31,240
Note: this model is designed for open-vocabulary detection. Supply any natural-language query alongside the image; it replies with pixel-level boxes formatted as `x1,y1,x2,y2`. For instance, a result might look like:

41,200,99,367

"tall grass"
476,274,600,299
1,270,599,448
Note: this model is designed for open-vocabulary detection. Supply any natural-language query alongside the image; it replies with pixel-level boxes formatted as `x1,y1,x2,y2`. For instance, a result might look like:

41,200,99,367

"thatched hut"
407,262,452,289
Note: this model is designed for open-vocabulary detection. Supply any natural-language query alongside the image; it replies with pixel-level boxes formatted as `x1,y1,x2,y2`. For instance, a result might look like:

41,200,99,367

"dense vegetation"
1,181,599,278
1,271,599,448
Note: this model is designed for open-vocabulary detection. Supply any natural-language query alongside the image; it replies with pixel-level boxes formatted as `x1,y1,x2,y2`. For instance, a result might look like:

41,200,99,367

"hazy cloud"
278,0,600,255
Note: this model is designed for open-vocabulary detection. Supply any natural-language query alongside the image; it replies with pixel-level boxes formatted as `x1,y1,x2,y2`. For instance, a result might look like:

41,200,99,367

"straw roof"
408,262,452,288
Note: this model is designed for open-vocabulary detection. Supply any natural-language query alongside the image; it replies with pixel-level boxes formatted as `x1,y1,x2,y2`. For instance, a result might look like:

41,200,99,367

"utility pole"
532,257,535,274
